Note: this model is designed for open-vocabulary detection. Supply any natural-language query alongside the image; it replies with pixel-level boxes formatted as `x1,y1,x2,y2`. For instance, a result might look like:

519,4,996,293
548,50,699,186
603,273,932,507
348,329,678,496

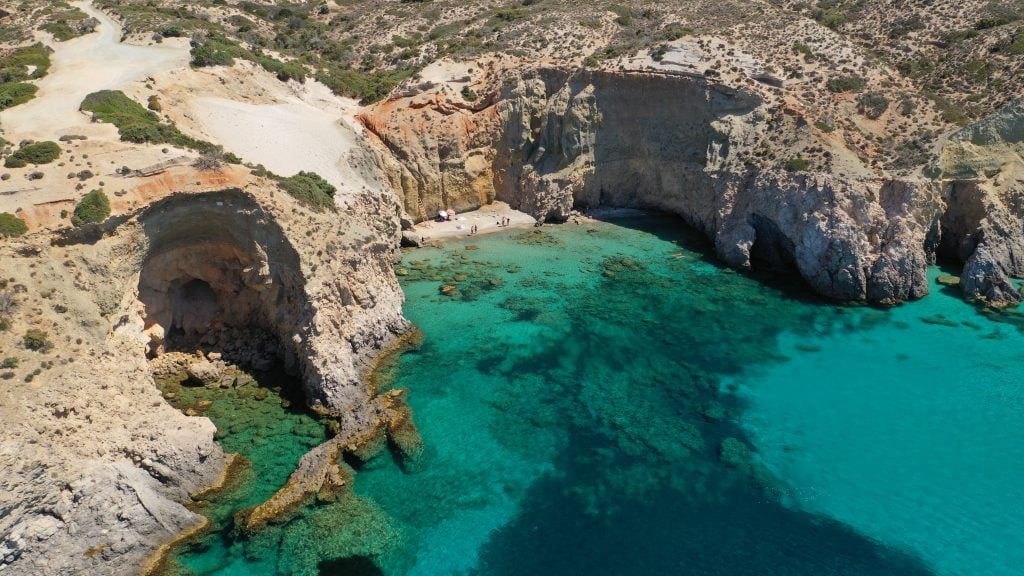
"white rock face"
940,98,1024,305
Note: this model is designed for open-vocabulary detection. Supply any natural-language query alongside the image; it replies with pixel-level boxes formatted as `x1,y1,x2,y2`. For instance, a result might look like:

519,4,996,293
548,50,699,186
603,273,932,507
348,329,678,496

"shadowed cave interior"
135,191,307,373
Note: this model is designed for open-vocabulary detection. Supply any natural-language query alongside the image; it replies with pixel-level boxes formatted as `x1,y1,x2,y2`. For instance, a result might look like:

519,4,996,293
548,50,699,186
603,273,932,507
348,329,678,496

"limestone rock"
362,67,1024,307
186,361,221,386
400,231,423,248
0,181,410,575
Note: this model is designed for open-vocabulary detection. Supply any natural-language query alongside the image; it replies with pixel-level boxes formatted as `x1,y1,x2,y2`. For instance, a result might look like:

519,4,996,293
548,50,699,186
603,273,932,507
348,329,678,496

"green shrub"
147,95,162,111
41,21,79,41
825,74,866,93
191,37,244,67
784,157,811,172
924,92,970,126
191,35,307,82
975,17,1012,30
0,83,38,111
944,29,979,44
5,141,61,167
159,25,186,38
658,24,693,41
809,2,863,30
315,65,416,104
0,43,51,82
80,90,222,153
0,213,27,237
460,85,478,101
494,7,526,21
794,41,814,58
609,4,632,26
255,55,307,82
899,96,916,115
23,329,51,352
1005,33,1024,55
857,92,890,119
71,189,111,227
814,120,835,133
277,171,336,210
1,357,17,369
896,54,935,78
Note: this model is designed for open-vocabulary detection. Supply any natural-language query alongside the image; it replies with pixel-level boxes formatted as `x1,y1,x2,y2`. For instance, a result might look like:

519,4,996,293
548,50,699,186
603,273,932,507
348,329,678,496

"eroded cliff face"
359,92,503,221
939,99,1024,306
0,176,409,575
361,67,959,305
127,189,409,414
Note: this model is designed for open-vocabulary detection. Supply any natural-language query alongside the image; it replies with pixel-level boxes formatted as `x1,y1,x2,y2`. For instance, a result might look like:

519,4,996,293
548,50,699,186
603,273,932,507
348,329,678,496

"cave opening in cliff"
134,191,308,376
166,278,219,345
747,213,799,274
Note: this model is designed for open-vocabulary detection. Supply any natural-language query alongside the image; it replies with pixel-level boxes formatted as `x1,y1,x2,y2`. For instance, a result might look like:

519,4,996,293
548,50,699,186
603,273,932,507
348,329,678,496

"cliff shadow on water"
130,189,420,576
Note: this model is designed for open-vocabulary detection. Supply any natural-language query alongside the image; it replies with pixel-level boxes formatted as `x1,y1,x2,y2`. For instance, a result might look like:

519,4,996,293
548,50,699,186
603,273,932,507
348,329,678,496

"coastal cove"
165,215,1024,576
3,0,1024,572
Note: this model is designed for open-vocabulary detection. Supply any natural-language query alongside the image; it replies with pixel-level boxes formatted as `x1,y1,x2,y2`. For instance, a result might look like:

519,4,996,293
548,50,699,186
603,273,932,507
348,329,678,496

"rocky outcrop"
939,99,1024,306
0,175,409,575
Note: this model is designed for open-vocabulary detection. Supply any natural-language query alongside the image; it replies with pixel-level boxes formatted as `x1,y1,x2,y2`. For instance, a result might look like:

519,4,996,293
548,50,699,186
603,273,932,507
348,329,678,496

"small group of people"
468,225,479,235
496,217,512,227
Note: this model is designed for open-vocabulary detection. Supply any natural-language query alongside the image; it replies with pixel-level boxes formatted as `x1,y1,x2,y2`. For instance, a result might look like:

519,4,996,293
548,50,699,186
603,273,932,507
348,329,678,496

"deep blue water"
170,216,1024,576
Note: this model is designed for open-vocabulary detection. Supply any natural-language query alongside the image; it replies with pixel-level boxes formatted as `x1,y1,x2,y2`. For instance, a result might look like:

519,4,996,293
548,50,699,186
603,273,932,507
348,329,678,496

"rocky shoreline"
0,178,411,575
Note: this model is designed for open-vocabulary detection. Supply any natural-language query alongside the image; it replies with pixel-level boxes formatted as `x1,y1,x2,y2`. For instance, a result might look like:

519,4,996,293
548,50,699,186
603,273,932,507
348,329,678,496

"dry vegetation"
1,0,1021,175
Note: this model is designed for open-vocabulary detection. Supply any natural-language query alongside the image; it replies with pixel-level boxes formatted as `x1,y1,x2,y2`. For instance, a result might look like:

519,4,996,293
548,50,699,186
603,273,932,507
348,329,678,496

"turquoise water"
738,269,1024,576
168,216,1024,575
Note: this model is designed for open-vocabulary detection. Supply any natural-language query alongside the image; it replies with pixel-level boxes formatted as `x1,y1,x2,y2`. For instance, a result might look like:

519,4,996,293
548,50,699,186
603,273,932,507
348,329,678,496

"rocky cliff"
360,66,1023,306
0,171,409,575
939,99,1024,305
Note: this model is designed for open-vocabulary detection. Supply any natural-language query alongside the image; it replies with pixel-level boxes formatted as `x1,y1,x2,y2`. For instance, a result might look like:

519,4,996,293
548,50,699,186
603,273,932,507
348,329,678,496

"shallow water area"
159,368,330,575
168,215,1024,576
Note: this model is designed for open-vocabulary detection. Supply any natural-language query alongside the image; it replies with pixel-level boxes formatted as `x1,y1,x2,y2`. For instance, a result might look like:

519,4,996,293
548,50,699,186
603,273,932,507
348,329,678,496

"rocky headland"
0,168,410,573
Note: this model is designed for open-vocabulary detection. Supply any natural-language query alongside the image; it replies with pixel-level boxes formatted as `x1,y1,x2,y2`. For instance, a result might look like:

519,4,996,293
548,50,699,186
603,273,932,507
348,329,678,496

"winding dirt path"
0,1,189,141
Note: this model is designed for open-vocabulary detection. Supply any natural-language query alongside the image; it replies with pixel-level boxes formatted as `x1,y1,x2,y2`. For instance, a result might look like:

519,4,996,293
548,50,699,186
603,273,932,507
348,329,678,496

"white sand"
1,1,190,141
189,87,368,193
411,202,536,243
180,60,383,199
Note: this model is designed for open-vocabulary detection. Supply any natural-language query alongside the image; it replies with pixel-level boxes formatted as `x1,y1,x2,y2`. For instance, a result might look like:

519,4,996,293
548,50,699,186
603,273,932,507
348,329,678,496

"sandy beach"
408,201,536,244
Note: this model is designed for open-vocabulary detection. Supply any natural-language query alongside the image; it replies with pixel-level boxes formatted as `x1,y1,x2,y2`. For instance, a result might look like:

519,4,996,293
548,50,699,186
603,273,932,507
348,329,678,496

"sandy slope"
189,81,371,193
0,1,190,141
